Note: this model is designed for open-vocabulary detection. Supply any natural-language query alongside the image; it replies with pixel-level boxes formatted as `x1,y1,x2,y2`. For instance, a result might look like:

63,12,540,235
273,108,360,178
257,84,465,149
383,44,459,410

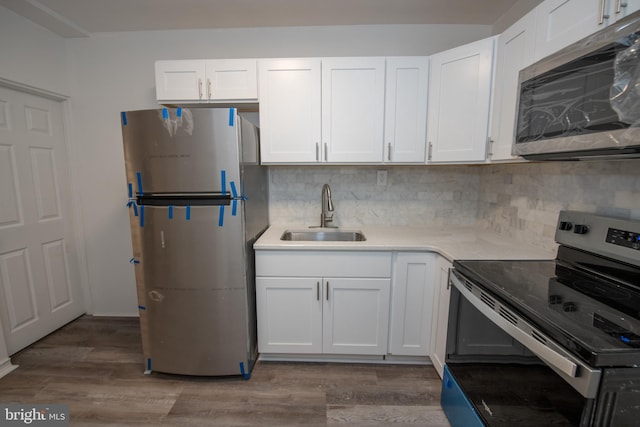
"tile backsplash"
267,160,640,251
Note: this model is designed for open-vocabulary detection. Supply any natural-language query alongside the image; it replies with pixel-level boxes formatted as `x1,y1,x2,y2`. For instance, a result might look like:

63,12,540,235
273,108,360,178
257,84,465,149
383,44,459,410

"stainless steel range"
442,211,640,427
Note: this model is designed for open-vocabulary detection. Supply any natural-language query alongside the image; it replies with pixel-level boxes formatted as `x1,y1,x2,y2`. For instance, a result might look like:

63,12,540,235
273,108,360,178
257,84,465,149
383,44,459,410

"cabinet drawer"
256,251,391,278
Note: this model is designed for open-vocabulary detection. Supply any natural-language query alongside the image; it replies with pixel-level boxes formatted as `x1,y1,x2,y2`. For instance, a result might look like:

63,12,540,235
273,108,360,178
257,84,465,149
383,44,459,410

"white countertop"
254,225,556,262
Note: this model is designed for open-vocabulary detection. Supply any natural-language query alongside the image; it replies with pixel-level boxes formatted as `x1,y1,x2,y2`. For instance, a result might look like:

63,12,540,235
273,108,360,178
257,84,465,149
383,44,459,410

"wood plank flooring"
0,316,451,426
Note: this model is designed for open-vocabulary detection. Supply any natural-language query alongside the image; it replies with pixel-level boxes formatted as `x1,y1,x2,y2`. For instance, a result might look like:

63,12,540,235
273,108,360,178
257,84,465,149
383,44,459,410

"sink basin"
280,229,366,242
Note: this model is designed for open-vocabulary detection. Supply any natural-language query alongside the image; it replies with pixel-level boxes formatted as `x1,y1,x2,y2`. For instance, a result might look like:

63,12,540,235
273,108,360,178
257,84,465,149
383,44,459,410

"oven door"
442,269,601,427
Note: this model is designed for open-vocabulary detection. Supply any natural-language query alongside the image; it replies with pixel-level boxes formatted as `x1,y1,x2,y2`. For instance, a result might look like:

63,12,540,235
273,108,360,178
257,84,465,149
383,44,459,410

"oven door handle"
451,273,578,378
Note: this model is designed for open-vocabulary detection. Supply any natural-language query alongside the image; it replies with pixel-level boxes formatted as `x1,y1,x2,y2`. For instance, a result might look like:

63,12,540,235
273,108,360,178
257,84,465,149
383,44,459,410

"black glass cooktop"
453,247,640,367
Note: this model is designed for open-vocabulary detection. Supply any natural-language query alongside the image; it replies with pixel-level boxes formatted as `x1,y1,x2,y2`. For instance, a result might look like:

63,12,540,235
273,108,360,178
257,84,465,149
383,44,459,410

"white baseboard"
0,358,18,379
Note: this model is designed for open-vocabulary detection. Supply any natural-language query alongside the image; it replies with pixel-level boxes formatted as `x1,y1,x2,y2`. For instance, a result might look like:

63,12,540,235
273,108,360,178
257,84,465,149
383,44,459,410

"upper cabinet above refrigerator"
155,59,258,104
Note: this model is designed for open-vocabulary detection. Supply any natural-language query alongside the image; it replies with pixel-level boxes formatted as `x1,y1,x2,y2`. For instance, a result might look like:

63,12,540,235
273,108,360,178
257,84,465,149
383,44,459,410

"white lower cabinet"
430,255,452,379
388,253,436,356
255,251,392,356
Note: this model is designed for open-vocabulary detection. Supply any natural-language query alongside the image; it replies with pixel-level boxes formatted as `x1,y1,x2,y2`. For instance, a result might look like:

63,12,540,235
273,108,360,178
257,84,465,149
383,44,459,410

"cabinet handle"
316,143,319,161
198,78,203,99
617,0,627,13
446,267,452,290
317,282,320,301
388,143,392,161
326,281,329,301
207,78,212,100
324,142,328,162
428,142,433,161
599,0,609,24
487,137,494,157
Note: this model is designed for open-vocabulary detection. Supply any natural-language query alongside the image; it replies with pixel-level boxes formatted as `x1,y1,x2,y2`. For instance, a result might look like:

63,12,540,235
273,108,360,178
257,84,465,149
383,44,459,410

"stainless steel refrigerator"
121,107,268,377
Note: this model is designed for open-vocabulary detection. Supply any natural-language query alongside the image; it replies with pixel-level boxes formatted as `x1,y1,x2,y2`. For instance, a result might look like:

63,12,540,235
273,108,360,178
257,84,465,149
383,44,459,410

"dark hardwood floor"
0,316,451,426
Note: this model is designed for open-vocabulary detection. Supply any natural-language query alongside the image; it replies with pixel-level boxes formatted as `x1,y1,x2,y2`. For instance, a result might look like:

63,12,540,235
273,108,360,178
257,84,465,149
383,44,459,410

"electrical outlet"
377,170,387,187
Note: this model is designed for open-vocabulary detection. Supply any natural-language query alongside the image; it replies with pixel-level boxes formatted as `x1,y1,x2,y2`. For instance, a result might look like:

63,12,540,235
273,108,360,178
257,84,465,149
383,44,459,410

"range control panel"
606,228,640,251
556,211,640,267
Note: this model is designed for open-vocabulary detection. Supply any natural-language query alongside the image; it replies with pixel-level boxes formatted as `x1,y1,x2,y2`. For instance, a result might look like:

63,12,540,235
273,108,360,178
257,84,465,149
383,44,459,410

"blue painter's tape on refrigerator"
127,201,138,216
168,205,174,219
121,111,128,126
221,170,227,195
186,205,191,221
239,362,250,380
228,108,235,126
140,205,145,227
138,305,146,310
230,181,238,198
232,200,237,216
218,205,224,227
136,171,144,196
128,182,133,198
129,257,140,264
176,107,182,117
162,108,169,120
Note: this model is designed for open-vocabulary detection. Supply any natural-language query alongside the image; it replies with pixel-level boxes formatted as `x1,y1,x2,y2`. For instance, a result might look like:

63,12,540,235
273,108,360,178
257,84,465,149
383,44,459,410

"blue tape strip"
229,108,235,126
168,205,174,219
162,108,169,120
186,205,191,221
218,205,224,227
232,200,237,216
129,257,140,264
121,111,128,126
176,107,182,118
128,182,133,198
140,205,145,227
136,171,144,196
239,362,250,380
147,358,152,371
221,170,227,195
230,181,238,198
138,305,146,310
127,201,138,217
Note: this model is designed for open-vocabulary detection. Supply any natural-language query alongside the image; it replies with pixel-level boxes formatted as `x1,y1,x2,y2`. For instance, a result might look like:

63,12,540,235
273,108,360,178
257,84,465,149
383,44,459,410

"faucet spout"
319,183,337,228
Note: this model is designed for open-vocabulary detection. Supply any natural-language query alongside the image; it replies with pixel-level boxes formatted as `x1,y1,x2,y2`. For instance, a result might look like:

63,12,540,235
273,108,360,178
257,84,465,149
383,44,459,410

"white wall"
64,24,492,315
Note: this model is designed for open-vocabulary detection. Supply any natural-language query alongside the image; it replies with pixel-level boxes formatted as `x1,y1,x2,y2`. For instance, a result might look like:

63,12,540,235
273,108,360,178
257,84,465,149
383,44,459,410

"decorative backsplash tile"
267,160,640,252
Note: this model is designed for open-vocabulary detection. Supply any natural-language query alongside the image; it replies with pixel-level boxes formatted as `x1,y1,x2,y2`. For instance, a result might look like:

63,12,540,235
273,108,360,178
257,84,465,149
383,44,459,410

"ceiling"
0,0,530,38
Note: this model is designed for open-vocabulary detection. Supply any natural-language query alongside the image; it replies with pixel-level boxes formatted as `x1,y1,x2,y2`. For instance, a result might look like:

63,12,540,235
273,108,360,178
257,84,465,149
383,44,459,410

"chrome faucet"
315,183,337,228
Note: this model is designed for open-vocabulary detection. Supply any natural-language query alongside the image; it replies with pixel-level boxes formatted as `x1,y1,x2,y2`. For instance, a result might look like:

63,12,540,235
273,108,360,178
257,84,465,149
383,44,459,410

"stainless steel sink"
280,229,366,242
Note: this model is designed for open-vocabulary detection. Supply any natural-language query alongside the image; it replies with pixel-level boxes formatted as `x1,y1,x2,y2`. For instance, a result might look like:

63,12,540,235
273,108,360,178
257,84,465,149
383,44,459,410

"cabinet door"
489,12,536,162
258,59,322,163
322,58,385,163
609,0,640,21
384,57,428,163
534,0,605,62
155,60,206,101
430,256,452,379
204,59,257,101
427,37,495,163
389,253,435,356
256,277,322,353
323,278,390,355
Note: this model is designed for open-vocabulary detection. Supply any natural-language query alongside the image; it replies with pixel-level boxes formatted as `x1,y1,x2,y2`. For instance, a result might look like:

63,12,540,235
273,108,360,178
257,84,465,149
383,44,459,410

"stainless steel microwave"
514,10,640,160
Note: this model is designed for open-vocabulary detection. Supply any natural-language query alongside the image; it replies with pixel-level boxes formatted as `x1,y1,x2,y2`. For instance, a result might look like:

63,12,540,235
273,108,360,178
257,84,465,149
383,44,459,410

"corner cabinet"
427,37,496,163
388,253,436,356
488,12,535,162
255,251,392,356
155,59,257,103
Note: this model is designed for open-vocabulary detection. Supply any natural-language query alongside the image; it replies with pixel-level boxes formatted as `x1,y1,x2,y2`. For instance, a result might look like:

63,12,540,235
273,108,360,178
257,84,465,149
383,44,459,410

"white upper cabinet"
427,37,496,163
258,59,322,163
489,12,536,162
534,0,640,62
155,59,257,103
384,57,429,164
322,58,386,163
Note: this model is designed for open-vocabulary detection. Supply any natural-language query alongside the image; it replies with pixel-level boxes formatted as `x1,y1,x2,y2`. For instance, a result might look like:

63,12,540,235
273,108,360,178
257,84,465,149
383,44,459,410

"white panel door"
609,0,640,21
256,277,322,353
155,60,206,101
534,0,604,61
384,57,428,163
322,58,385,163
204,59,257,101
427,37,495,163
489,12,536,161
0,86,84,354
430,256,452,379
389,253,435,356
258,59,321,163
323,278,390,355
